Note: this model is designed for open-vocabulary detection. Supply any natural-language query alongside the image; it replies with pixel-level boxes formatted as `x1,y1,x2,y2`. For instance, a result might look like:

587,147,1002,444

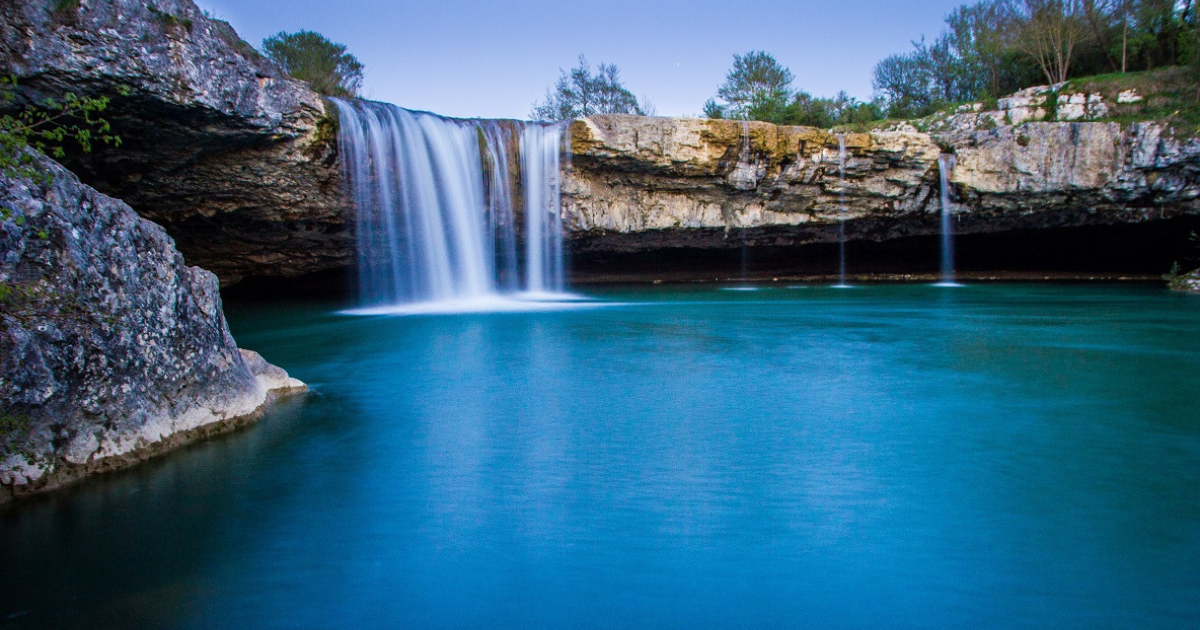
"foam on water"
341,292,598,316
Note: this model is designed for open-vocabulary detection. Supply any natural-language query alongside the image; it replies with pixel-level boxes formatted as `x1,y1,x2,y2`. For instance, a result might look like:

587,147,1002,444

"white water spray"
333,99,570,310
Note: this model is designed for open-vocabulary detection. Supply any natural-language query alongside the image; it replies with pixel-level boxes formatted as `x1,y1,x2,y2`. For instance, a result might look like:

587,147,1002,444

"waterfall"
520,124,566,295
333,99,569,310
835,135,850,288
739,121,750,286
936,154,961,287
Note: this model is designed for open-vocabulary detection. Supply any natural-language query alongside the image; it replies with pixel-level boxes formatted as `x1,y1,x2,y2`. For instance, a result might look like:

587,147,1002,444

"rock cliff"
0,154,305,505
565,115,1200,269
0,0,349,284
4,0,1196,284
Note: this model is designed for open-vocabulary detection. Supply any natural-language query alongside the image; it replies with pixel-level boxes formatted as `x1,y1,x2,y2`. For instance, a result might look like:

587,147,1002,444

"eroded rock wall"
565,115,1200,265
0,154,304,504
0,0,349,284
5,0,1196,284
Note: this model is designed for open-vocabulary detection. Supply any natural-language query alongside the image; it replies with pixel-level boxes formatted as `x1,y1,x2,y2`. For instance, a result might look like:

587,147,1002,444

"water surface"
2,284,1199,629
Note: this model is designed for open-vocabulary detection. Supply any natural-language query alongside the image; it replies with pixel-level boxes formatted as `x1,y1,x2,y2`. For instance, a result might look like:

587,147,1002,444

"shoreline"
0,354,307,509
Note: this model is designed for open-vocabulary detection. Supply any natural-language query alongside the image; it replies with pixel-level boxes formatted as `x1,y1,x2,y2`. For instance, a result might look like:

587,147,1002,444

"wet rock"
4,1,1196,282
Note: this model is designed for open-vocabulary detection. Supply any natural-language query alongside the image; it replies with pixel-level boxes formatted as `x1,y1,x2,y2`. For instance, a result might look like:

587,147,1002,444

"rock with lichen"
0,153,305,504
0,0,349,284
564,113,1200,261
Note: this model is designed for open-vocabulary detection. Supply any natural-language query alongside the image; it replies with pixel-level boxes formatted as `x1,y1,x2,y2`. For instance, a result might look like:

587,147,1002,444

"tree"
704,51,884,127
1080,0,1122,71
946,1,1017,97
1128,0,1196,70
262,30,364,98
1013,0,1091,84
530,55,647,121
873,51,938,118
779,91,884,127
872,0,1200,118
702,98,726,119
710,51,795,120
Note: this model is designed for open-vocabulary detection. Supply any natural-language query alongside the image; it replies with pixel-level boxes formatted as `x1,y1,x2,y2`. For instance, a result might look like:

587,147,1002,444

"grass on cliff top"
1063,66,1200,135
911,67,1200,136
1065,66,1197,95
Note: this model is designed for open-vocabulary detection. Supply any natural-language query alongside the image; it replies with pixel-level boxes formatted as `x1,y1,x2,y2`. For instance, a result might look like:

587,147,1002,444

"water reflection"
2,284,1198,629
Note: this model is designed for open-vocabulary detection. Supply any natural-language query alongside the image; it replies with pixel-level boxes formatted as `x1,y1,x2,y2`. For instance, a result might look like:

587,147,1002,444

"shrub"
262,31,364,98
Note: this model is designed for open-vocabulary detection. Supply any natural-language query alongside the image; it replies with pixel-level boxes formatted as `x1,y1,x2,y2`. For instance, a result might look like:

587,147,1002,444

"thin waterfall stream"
835,135,851,288
936,154,961,287
721,121,758,292
739,122,751,288
333,99,574,313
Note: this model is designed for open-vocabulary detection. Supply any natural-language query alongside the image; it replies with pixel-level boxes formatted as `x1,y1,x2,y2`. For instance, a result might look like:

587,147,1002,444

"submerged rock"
0,154,306,504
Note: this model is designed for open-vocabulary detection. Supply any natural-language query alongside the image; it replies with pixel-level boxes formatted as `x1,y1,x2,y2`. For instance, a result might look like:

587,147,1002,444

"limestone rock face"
565,115,943,253
565,115,1200,257
5,0,1197,283
945,122,1200,229
0,0,349,284
0,154,305,504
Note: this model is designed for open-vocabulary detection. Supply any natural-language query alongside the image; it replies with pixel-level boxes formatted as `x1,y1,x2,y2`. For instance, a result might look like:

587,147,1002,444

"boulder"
0,153,305,504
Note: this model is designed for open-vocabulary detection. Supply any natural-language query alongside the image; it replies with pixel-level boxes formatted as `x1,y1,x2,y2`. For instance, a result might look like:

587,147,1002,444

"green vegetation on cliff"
700,1,1199,127
531,55,651,121
703,51,886,127
1066,66,1200,129
1163,232,1200,291
262,30,364,98
0,77,123,182
873,0,1200,119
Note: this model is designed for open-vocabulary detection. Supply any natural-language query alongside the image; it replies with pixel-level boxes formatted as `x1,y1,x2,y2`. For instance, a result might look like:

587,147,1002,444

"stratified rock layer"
0,154,305,504
4,0,1197,283
0,0,348,284
565,115,1200,262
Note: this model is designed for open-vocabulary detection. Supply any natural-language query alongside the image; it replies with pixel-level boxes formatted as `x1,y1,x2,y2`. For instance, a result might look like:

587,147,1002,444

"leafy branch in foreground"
0,76,124,182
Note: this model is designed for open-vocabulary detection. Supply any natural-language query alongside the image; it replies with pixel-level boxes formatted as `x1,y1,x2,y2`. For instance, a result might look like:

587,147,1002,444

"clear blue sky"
193,0,966,119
